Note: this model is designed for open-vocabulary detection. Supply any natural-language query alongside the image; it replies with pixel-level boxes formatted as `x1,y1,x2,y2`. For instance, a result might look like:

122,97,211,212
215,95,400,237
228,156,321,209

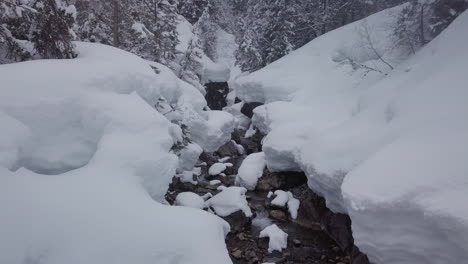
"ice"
234,7,468,264
271,190,300,219
0,42,232,264
259,224,288,253
205,186,253,217
235,152,266,191
208,162,227,176
175,192,205,209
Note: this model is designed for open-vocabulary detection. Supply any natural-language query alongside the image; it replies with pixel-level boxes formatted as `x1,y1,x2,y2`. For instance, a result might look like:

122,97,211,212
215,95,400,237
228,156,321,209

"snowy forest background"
1,0,466,82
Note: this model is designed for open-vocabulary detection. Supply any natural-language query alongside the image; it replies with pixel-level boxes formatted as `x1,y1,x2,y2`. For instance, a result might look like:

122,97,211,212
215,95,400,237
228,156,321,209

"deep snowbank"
0,42,232,264
234,7,468,264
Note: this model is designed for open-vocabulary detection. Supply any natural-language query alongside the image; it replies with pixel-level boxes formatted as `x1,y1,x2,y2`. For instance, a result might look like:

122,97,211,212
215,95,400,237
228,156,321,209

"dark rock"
234,97,242,104
257,169,308,192
222,210,252,233
217,141,240,157
205,82,229,110
241,102,263,118
231,249,243,259
240,130,264,154
269,209,288,221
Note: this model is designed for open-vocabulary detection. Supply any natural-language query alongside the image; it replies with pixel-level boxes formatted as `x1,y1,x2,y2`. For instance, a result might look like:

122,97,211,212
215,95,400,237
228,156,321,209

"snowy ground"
234,7,468,264
0,42,232,264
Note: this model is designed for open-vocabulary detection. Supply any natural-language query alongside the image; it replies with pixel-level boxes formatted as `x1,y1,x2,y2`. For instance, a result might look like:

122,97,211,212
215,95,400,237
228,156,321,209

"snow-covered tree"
0,0,77,63
177,0,207,24
177,21,204,92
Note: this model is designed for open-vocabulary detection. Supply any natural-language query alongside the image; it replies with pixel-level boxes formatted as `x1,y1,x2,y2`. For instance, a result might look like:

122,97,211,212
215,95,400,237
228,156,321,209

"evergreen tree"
198,4,219,61
177,0,208,24
0,0,77,63
177,20,204,92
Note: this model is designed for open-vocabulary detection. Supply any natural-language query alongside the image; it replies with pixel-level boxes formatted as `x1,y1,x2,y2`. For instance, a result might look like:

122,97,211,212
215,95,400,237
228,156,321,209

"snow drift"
0,42,232,264
234,7,468,264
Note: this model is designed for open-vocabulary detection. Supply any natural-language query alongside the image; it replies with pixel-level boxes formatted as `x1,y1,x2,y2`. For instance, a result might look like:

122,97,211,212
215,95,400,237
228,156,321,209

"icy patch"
235,152,266,191
206,186,252,217
259,224,288,253
252,211,273,231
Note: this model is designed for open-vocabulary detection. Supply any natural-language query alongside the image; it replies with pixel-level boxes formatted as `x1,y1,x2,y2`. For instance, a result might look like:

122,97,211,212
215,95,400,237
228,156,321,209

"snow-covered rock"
270,190,300,219
235,152,266,191
205,186,253,217
234,6,468,264
175,192,205,209
259,224,288,253
0,42,232,264
208,162,228,176
189,110,235,152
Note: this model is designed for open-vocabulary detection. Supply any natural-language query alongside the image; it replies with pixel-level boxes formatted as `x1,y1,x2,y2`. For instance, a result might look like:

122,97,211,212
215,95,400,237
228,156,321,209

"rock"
205,82,229,110
293,239,302,246
256,170,308,192
231,249,243,259
216,140,240,157
223,210,252,233
269,209,287,221
241,102,263,118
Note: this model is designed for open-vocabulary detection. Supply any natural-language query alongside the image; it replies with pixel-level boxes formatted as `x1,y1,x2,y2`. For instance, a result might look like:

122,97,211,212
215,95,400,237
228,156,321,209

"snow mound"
235,152,266,191
206,186,253,217
175,192,205,209
0,42,232,264
189,110,235,152
259,224,288,253
235,6,468,264
177,143,203,172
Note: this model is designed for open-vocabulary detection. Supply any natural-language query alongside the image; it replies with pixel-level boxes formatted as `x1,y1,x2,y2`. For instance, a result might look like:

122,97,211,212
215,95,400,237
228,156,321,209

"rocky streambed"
165,127,369,264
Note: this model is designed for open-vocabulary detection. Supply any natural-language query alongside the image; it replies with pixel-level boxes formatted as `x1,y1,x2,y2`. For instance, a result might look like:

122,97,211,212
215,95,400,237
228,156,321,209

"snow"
132,22,153,38
208,162,227,176
176,170,198,185
0,42,232,264
271,191,300,219
175,192,205,209
209,180,222,185
205,186,253,217
235,6,468,264
259,224,288,253
235,152,266,191
189,110,235,152
177,143,203,172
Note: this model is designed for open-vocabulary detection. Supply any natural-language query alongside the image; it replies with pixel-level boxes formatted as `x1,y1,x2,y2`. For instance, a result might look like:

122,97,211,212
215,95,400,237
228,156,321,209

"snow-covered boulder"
189,110,235,152
270,190,300,219
0,42,232,264
235,152,266,191
205,186,252,217
234,6,468,264
259,224,288,253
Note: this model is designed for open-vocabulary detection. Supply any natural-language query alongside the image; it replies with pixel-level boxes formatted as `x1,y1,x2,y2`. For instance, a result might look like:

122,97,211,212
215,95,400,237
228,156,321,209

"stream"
165,82,369,264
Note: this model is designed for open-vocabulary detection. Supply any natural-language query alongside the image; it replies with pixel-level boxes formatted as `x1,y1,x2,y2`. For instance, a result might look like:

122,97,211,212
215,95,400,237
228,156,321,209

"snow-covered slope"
0,42,232,264
234,7,468,264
